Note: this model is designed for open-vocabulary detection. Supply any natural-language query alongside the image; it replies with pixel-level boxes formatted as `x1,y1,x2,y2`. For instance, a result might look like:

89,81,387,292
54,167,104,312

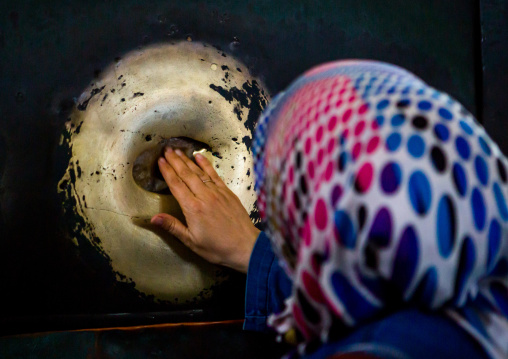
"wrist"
227,226,260,273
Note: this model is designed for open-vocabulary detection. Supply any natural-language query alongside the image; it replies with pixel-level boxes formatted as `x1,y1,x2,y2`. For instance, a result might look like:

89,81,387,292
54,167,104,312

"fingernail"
158,157,166,165
175,149,183,156
165,147,173,154
152,216,164,226
194,153,203,160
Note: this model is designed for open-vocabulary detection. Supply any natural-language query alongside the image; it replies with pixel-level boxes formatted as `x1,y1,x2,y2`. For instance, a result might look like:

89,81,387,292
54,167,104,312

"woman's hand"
150,147,260,273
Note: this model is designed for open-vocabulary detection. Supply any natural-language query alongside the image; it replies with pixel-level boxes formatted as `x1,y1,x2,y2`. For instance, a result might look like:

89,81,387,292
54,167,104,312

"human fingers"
194,153,227,188
163,148,208,194
157,157,196,203
151,213,194,249
174,149,210,181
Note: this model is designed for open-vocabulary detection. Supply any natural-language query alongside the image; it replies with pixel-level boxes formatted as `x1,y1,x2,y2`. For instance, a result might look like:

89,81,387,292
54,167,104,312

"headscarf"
253,60,508,359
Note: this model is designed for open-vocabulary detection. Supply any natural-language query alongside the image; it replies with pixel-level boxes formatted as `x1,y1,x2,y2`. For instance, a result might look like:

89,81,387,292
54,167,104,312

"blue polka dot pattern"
391,114,405,127
418,100,432,111
434,123,449,142
475,156,489,186
331,271,379,321
487,219,501,272
439,107,453,120
331,185,343,207
338,151,350,172
478,137,491,156
386,132,401,152
452,163,468,197
340,130,349,145
408,171,432,215
471,188,486,231
334,210,356,249
380,162,402,194
437,195,456,258
407,135,425,158
392,226,419,294
375,115,385,127
455,136,471,160
377,99,389,110
493,182,508,221
368,207,392,247
412,267,437,305
255,61,508,358
459,120,473,135
454,236,476,303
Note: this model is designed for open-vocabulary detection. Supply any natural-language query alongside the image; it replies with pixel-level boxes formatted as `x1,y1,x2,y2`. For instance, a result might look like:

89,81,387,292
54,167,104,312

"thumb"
151,213,192,246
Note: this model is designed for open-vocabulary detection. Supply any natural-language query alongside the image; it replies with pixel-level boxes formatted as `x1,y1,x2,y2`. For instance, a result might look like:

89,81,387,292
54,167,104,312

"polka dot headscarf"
253,60,508,358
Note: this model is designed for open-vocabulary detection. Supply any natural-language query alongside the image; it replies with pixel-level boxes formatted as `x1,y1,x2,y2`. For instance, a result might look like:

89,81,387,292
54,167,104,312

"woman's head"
253,60,427,276
253,60,507,346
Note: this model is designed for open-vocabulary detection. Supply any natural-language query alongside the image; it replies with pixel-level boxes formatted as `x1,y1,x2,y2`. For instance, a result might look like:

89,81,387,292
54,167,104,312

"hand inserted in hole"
151,147,260,273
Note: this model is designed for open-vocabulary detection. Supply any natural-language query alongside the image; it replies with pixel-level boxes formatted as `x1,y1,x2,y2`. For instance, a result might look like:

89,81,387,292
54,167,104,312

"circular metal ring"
57,41,269,304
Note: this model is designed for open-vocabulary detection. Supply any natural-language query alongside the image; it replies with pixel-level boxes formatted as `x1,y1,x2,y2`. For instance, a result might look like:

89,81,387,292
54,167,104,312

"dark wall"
0,0,484,333
481,0,508,155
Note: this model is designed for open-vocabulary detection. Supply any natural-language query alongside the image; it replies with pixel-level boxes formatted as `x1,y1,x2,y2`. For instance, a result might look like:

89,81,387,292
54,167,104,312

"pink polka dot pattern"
314,199,328,230
327,138,336,154
352,142,362,160
366,136,380,154
302,271,326,303
328,115,338,131
354,121,366,137
355,163,374,193
253,60,508,358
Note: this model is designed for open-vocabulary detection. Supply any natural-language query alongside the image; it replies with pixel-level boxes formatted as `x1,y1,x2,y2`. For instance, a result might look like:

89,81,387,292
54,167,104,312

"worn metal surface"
0,0,478,329
58,42,266,303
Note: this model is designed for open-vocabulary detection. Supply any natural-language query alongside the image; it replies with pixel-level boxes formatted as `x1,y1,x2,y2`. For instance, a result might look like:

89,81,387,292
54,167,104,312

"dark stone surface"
0,0,479,330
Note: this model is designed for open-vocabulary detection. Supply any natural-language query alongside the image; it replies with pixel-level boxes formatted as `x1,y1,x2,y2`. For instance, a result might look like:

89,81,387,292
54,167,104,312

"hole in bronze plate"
132,136,211,195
